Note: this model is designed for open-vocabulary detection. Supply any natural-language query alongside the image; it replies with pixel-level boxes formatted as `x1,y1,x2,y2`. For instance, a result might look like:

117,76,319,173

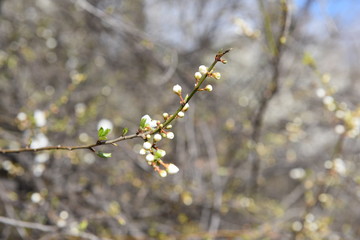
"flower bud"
205,84,213,92
143,141,152,150
177,111,185,118
139,148,147,155
159,170,167,177
154,134,162,142
146,154,155,162
156,149,166,158
167,132,175,139
199,65,208,75
166,124,172,129
212,72,221,80
167,163,179,174
172,84,182,95
163,112,169,119
194,72,202,80
150,120,158,129
146,134,151,140
182,103,189,112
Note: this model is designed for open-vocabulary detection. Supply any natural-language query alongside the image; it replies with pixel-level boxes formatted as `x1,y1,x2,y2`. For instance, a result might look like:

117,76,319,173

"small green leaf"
154,151,162,159
97,151,112,158
303,52,316,67
139,117,147,129
122,128,128,136
98,127,104,137
78,220,88,231
98,127,111,140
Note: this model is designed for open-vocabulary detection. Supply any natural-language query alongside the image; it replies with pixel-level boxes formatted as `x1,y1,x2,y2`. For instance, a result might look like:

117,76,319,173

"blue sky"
295,0,360,23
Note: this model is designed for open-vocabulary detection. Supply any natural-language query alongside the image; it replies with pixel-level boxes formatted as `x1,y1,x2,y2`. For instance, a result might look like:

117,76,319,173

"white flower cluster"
193,65,221,92
138,114,179,177
137,62,224,177
315,86,360,138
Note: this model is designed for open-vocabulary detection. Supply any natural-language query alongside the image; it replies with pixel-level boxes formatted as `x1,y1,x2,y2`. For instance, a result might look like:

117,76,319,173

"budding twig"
0,50,230,156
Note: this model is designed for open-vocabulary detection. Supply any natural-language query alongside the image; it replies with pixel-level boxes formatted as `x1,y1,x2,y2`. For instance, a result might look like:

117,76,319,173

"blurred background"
1,0,360,239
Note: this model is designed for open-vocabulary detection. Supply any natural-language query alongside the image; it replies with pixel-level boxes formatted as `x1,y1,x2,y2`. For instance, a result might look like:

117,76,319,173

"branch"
0,50,230,155
247,0,290,194
0,216,57,232
0,215,107,240
0,133,144,154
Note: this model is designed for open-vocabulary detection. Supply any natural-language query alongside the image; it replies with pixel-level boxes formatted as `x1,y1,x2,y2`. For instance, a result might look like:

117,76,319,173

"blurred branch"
0,183,27,239
0,216,57,232
73,0,179,85
248,0,290,194
0,216,108,240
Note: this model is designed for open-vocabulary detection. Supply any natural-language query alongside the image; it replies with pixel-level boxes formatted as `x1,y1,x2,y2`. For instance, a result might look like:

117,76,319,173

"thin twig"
247,0,290,194
0,50,230,155
0,133,144,154
0,216,57,232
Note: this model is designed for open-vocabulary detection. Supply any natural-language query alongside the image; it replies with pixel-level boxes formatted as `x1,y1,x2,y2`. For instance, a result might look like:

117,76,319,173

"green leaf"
78,220,88,231
98,127,104,137
122,128,128,136
98,127,111,140
139,117,147,129
97,151,112,158
302,52,316,67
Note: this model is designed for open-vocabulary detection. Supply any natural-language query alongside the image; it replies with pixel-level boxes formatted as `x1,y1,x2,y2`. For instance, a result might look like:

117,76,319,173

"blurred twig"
0,216,57,232
247,0,290,194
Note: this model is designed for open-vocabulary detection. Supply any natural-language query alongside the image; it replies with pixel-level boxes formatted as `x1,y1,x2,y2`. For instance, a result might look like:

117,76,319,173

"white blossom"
182,103,189,112
289,168,306,180
159,170,167,177
17,112,27,121
139,148,147,155
194,72,202,80
146,154,155,162
316,88,326,98
166,132,175,139
34,110,47,127
205,84,213,92
177,111,185,118
199,65,208,74
333,158,346,176
30,133,49,148
167,163,179,174
172,84,182,94
212,72,221,80
143,142,152,150
154,134,162,142
97,118,113,130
